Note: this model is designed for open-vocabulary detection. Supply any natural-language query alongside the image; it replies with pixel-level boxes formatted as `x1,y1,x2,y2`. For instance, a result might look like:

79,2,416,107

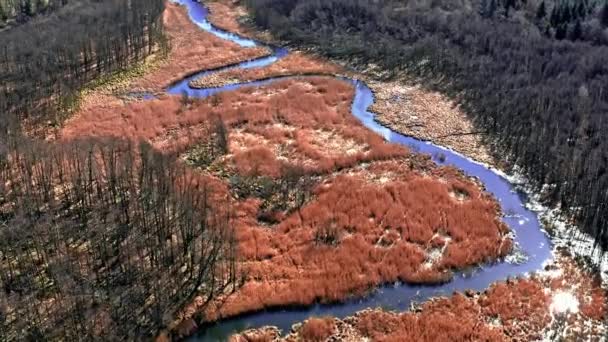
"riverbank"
61,73,513,336
230,252,606,341
55,0,607,340
202,0,496,167
57,1,270,140
193,1,608,341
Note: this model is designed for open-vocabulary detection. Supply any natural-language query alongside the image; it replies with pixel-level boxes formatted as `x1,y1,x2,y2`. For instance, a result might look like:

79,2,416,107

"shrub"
299,317,335,342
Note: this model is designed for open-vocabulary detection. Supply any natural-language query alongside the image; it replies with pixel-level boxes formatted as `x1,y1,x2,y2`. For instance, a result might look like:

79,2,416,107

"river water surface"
165,1,553,340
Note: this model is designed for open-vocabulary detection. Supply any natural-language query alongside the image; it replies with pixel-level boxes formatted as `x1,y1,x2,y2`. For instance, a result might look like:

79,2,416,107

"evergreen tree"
504,0,516,17
21,0,34,17
0,4,6,22
569,20,582,40
480,0,497,18
36,0,47,13
562,5,571,23
536,1,546,20
550,6,560,27
555,23,567,40
576,3,586,18
601,3,608,27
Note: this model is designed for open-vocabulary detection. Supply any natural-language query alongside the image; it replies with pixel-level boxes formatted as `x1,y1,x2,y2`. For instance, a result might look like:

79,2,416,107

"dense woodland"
0,138,240,340
0,0,167,136
1,0,606,338
244,0,608,250
0,0,240,339
0,0,69,26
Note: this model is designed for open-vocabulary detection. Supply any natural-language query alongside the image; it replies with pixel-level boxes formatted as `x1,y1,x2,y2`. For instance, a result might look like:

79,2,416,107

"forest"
0,0,230,339
0,0,167,137
1,0,606,338
0,0,68,27
0,137,240,340
243,0,608,249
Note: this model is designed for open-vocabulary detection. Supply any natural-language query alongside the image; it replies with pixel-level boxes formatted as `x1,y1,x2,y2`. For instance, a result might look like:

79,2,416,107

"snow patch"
549,292,579,315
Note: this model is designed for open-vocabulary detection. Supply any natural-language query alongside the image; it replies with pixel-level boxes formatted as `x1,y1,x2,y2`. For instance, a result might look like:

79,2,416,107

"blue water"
165,0,553,340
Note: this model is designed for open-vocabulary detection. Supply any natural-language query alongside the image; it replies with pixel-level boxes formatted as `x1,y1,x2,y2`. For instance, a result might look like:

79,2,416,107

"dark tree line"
0,0,167,137
0,0,249,339
243,0,608,250
0,0,70,26
0,137,240,340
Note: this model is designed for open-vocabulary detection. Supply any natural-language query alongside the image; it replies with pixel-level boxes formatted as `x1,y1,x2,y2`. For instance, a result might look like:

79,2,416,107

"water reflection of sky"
164,1,553,340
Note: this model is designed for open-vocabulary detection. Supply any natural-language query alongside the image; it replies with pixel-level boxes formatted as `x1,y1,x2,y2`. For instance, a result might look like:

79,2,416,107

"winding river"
165,0,553,340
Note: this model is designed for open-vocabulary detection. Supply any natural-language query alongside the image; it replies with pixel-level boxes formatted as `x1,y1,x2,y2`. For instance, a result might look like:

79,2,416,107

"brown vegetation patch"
228,326,282,342
368,79,496,166
60,76,511,330
206,0,253,37
479,279,550,340
299,128,369,159
59,0,271,135
297,317,336,341
190,52,342,89
226,125,313,177
130,1,270,92
231,254,607,342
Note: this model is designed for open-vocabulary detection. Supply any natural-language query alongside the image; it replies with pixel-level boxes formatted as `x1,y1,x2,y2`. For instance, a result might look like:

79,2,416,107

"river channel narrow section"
167,0,553,340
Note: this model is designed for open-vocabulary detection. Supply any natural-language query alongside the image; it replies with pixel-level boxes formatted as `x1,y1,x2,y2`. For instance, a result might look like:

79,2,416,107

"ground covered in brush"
189,52,342,89
242,0,608,252
48,1,607,340
61,74,511,333
193,0,497,165
55,0,270,138
230,252,607,342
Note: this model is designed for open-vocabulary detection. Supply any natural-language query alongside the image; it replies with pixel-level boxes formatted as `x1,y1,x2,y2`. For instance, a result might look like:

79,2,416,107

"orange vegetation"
231,254,607,342
189,52,343,88
228,327,281,342
205,0,252,36
65,0,270,125
202,78,510,319
479,279,550,340
131,1,269,92
298,317,336,342
54,0,606,339
62,76,511,327
355,294,508,342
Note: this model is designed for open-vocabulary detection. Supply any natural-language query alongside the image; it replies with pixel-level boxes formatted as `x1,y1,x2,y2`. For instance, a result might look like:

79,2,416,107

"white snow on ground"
481,163,608,286
375,116,608,340
529,194,608,286
550,292,579,314
397,139,608,282
440,154,608,341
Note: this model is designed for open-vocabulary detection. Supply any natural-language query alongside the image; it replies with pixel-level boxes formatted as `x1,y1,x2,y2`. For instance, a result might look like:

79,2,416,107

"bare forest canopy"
0,0,238,339
0,138,240,340
0,0,167,136
242,0,608,250
0,0,69,27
